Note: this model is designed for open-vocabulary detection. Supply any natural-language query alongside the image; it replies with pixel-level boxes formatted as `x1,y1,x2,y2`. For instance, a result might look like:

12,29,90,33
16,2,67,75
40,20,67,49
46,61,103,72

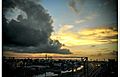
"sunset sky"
3,0,118,60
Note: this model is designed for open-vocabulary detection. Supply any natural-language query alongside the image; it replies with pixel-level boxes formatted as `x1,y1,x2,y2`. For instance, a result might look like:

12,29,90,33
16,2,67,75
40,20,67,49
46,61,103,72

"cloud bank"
3,0,71,54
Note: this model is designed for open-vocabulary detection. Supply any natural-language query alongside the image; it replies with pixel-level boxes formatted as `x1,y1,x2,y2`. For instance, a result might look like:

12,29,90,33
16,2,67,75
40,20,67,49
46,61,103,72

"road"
40,62,108,77
80,62,107,77
88,62,107,77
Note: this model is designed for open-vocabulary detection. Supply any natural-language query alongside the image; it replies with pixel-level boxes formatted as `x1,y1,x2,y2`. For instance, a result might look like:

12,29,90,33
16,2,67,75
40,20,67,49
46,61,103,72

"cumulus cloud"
69,0,79,13
68,0,85,14
3,0,71,54
75,14,98,24
75,19,86,24
58,25,74,33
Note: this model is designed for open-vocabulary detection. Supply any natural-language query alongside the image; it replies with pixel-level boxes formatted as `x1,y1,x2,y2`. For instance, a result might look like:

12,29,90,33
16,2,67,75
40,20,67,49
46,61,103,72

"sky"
42,0,118,59
41,0,117,30
3,0,118,60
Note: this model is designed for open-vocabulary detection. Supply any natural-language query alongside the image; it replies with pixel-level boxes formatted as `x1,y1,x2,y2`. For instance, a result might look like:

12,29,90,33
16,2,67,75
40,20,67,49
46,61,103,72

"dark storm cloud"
3,0,71,54
3,40,71,54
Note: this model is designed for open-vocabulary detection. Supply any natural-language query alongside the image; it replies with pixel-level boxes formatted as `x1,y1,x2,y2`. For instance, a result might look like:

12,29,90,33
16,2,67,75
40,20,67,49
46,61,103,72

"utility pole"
81,57,88,77
45,54,47,77
45,54,47,59
86,57,88,77
45,71,46,77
